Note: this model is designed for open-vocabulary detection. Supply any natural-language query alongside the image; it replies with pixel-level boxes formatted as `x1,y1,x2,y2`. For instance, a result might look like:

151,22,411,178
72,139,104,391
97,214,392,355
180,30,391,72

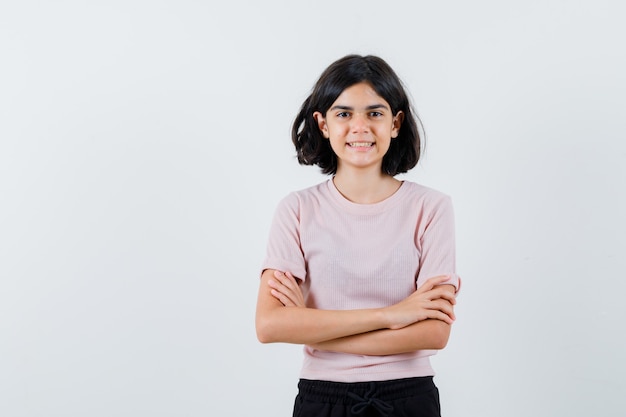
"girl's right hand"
383,275,456,329
267,270,306,308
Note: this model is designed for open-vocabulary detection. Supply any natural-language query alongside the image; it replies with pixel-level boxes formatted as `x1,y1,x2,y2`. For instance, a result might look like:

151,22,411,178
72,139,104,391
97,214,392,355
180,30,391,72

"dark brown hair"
291,54,423,175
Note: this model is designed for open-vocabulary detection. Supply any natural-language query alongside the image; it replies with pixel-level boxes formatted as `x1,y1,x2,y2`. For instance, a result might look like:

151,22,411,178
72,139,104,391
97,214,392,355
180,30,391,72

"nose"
350,113,369,133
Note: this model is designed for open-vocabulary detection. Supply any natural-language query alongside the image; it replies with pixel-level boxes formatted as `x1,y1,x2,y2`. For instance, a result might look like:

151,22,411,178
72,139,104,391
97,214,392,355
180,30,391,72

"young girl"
256,54,460,417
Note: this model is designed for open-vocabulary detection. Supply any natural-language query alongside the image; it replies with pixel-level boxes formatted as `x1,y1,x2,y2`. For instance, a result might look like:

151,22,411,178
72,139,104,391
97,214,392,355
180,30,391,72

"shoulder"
274,180,332,212
401,181,453,207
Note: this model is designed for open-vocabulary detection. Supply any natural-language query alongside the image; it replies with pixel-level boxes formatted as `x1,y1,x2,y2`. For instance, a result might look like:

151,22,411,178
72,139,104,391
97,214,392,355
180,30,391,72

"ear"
391,111,404,138
313,111,329,138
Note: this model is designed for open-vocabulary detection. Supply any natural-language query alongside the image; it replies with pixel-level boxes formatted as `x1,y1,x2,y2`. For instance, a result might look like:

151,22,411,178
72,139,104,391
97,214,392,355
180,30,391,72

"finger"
270,289,296,307
271,272,295,293
273,270,288,283
421,285,456,304
269,278,297,300
426,296,456,311
284,272,305,305
431,288,457,304
272,271,305,306
284,271,300,285
433,310,455,325
418,275,451,292
268,276,297,304
268,280,294,303
429,300,456,321
425,306,455,324
274,270,298,290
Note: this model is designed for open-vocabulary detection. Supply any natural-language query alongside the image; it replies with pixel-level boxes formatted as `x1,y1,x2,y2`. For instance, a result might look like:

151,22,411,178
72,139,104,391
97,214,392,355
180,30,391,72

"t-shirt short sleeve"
260,193,307,281
415,194,461,293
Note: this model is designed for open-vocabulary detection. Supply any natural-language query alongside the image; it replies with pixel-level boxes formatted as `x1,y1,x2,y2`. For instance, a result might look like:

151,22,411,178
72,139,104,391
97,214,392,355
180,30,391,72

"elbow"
430,321,452,350
256,329,274,344
433,334,449,350
255,316,278,344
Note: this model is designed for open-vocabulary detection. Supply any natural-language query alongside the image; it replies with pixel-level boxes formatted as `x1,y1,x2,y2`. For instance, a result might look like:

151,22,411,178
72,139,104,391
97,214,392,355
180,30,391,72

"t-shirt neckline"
326,178,408,215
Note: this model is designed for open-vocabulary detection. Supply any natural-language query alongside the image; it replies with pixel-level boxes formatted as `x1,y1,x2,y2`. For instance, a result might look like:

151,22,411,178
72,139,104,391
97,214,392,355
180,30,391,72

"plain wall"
1,1,624,416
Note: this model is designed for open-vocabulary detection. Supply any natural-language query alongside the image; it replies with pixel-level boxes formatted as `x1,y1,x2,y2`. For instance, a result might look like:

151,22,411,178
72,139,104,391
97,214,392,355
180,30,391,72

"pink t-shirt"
261,179,460,382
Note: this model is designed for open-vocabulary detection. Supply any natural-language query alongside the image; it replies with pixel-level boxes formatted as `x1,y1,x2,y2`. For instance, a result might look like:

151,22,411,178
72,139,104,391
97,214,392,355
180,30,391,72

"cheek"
325,126,345,140
328,139,344,151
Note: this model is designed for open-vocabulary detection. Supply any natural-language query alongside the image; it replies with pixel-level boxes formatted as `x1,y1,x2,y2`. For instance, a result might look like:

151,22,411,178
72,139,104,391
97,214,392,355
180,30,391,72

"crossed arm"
255,269,457,356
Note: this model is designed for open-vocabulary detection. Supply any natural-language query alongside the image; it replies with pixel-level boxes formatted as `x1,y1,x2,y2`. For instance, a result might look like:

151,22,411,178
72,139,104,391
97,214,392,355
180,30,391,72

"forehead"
331,82,390,108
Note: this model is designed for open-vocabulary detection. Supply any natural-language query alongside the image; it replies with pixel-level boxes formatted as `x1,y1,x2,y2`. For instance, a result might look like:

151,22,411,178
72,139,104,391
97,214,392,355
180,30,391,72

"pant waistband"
297,376,436,403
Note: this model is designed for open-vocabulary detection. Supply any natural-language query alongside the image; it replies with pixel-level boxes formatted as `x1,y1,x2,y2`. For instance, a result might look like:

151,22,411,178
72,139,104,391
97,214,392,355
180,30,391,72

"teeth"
348,142,373,147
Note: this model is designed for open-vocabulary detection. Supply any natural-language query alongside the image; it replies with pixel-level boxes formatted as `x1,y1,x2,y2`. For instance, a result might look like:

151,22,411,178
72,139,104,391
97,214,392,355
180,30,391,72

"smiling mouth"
347,142,374,147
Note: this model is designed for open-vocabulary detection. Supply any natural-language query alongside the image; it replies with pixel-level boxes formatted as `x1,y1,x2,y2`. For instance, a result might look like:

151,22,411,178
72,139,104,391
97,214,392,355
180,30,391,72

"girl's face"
313,82,403,175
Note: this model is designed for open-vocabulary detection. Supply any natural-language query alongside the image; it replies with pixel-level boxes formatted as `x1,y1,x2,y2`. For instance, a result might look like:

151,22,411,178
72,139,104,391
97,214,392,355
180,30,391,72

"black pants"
293,376,441,417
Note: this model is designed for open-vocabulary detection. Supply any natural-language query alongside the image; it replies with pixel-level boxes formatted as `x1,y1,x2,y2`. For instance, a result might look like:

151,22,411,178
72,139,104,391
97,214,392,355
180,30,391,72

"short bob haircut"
292,54,423,176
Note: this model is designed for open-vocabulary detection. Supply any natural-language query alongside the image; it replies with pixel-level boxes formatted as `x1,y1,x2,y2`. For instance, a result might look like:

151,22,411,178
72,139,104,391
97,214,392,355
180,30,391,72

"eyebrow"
329,104,390,111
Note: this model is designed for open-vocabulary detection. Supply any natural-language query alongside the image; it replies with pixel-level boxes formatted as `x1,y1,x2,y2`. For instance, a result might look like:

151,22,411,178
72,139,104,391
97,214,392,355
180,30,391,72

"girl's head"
292,54,423,176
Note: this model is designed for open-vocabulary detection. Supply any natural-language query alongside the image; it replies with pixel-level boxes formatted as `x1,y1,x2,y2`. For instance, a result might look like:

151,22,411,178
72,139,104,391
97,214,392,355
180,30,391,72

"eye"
336,111,350,118
370,111,383,117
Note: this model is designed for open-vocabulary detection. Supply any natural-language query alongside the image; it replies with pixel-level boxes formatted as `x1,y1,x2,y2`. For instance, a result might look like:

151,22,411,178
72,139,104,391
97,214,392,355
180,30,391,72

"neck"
332,168,401,204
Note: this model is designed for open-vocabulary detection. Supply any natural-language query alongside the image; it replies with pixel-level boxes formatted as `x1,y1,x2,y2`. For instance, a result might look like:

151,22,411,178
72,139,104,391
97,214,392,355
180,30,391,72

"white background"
1,1,625,416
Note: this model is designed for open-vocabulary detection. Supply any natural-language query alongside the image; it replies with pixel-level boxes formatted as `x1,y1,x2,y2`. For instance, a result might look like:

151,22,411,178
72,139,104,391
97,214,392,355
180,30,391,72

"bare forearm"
256,270,456,346
256,305,389,345
310,319,452,356
256,270,389,344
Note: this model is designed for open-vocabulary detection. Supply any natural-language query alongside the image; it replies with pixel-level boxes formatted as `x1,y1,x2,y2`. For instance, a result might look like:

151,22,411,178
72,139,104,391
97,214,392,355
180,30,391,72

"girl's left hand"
268,270,305,307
